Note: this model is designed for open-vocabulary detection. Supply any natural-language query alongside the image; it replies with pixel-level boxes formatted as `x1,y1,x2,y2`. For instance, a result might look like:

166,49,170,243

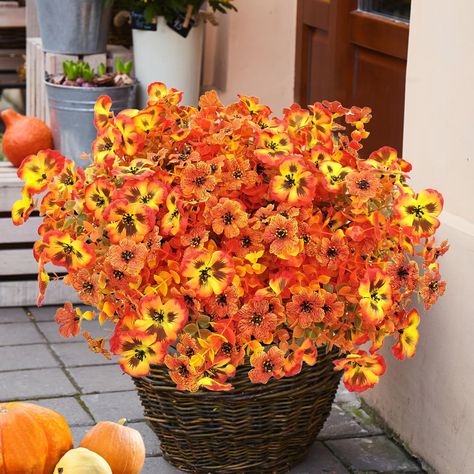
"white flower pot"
132,17,204,108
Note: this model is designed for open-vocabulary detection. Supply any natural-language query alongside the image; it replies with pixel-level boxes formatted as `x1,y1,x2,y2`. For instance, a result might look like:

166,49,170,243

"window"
358,0,411,22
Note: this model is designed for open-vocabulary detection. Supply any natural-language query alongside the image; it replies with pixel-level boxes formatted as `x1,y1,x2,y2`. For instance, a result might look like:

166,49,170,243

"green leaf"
124,60,133,75
97,63,106,76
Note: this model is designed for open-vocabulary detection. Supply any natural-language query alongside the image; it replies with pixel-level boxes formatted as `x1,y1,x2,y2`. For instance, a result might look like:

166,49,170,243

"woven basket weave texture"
133,348,342,474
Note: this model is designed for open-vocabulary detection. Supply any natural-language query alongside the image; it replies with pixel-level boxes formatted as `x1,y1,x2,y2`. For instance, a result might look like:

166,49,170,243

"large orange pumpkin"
0,401,73,474
1,108,53,167
80,419,145,474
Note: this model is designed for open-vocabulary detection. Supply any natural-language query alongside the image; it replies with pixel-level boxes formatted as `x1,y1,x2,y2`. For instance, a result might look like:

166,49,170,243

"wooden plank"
0,249,64,276
0,216,41,243
26,0,40,38
350,10,409,60
0,6,26,28
0,278,81,307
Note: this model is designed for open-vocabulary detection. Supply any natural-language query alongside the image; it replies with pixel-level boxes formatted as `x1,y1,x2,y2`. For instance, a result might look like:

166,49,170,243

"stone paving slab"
81,390,145,423
326,435,422,473
0,367,77,401
51,341,116,367
0,343,58,371
24,396,94,426
318,404,369,440
0,322,45,346
129,422,161,457
68,365,135,394
0,307,29,323
290,441,350,473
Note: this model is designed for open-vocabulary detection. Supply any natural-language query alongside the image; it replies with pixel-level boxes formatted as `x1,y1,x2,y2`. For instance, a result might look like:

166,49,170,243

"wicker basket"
133,347,342,474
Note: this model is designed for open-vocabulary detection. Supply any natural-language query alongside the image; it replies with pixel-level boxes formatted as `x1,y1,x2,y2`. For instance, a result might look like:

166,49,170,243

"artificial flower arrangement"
12,83,448,393
119,0,237,24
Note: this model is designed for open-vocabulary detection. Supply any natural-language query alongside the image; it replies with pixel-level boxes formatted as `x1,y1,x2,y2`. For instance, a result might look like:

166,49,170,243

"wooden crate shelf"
0,162,79,307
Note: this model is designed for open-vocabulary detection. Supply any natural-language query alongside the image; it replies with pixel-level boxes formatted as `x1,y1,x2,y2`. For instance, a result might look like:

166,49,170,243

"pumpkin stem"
118,418,127,425
1,108,21,127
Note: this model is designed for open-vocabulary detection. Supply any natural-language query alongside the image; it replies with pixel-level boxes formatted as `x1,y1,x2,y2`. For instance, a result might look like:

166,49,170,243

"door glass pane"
358,0,411,22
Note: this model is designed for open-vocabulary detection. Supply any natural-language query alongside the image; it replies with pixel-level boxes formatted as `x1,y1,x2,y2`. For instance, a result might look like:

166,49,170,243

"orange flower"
237,298,278,342
263,214,300,258
92,126,120,165
181,161,217,200
222,158,258,191
69,268,102,306
334,351,386,392
205,286,240,320
104,200,155,244
248,346,285,384
208,198,248,238
165,354,200,391
316,230,350,270
161,189,187,236
83,331,112,360
420,264,446,309
55,302,81,338
386,255,419,291
106,239,148,275
346,170,381,200
181,249,235,298
286,290,325,328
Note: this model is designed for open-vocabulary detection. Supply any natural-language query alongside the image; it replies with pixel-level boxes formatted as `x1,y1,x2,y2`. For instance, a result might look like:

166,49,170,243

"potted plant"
116,0,236,107
45,58,135,166
36,0,115,55
13,84,448,473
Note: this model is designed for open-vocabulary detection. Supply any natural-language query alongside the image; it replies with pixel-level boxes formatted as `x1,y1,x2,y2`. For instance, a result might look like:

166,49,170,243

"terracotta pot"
1,109,53,167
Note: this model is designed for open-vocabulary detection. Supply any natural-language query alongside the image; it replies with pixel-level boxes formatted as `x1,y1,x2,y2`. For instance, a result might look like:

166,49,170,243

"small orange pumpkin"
0,401,73,474
80,419,146,474
1,108,53,167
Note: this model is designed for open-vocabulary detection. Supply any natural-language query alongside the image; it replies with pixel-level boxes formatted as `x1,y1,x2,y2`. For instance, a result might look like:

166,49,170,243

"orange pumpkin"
1,108,53,167
80,419,146,474
0,401,73,474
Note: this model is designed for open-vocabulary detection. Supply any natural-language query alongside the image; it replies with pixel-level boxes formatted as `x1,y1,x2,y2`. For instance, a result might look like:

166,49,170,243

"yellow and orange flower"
181,249,235,298
135,295,188,342
92,126,121,165
84,178,115,218
117,331,168,377
17,149,65,196
255,131,293,166
94,95,114,131
394,189,444,237
334,351,386,392
320,161,351,193
358,269,392,324
43,231,95,270
120,179,167,210
392,309,420,360
270,157,316,205
161,189,188,236
104,200,155,243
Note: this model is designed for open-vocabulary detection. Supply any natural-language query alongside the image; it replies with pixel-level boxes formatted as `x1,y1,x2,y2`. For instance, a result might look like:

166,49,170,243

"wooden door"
295,0,410,154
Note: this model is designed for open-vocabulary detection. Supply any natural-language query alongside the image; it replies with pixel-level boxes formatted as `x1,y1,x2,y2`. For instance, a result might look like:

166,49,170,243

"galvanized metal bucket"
36,0,114,54
45,82,135,166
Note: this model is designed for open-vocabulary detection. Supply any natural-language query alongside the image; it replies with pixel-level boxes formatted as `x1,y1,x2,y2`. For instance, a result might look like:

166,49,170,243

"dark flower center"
178,365,189,377
300,301,313,313
241,236,252,248
326,247,338,258
233,170,243,179
221,342,233,356
121,250,134,262
263,360,273,373
216,294,227,306
199,267,212,284
122,213,135,225
134,349,146,361
429,281,439,292
82,282,94,293
151,310,165,323
275,228,287,239
113,270,125,280
222,212,234,225
357,179,370,190
284,174,296,188
397,267,409,279
250,313,263,326
193,176,206,187
190,236,201,247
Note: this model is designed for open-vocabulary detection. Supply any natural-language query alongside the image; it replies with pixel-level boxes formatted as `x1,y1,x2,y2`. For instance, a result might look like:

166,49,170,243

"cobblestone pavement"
0,306,427,473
